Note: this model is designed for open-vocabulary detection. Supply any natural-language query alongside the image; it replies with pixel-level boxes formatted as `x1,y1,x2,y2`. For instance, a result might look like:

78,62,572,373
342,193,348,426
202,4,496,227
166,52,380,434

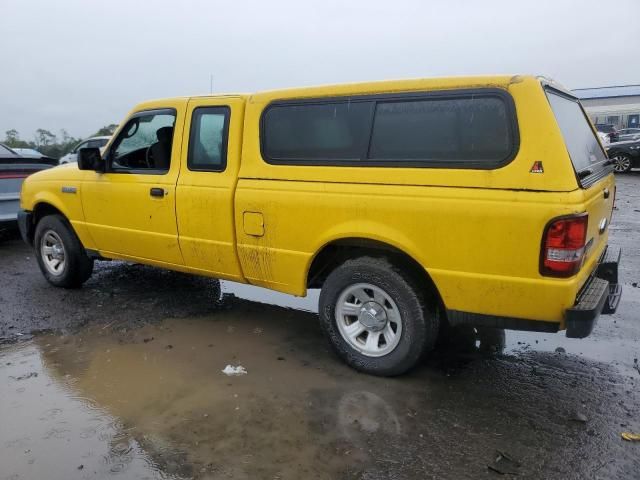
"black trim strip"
447,310,559,333
85,249,111,261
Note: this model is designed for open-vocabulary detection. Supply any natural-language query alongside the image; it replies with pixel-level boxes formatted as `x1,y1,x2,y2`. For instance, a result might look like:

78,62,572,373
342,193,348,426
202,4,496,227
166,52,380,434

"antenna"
210,74,213,94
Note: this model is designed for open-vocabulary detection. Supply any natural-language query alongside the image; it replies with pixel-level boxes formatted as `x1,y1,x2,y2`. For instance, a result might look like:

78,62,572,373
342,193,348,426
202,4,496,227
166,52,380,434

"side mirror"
77,147,104,172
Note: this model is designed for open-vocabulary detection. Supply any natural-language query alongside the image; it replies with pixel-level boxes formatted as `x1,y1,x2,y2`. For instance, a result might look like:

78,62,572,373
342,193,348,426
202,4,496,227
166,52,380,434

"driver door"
81,102,186,266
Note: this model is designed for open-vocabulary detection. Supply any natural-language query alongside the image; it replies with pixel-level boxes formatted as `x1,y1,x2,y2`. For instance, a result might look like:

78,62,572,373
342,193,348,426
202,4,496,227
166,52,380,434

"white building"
573,85,640,129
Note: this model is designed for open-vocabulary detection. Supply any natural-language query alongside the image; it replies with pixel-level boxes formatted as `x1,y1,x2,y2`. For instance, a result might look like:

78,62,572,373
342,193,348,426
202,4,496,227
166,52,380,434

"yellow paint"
20,75,615,328
175,96,246,280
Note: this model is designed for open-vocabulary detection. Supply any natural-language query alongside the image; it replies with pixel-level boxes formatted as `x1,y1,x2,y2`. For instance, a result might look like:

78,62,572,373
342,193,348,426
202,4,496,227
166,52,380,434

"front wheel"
34,215,94,288
319,256,438,376
611,153,632,173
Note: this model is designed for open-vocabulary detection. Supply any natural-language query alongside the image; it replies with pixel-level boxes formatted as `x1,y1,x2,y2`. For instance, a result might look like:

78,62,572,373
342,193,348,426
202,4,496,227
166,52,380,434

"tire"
611,153,632,173
34,214,94,288
319,256,438,376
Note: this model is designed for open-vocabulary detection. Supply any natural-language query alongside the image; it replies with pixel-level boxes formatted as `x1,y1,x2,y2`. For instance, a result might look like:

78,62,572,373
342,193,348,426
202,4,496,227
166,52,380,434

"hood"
22,161,83,182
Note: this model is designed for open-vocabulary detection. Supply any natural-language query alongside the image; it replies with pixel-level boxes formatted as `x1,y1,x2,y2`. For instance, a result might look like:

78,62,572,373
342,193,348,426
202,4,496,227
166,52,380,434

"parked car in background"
617,128,640,142
597,131,610,146
1,144,55,229
59,136,110,164
595,124,619,142
605,139,640,173
12,147,58,164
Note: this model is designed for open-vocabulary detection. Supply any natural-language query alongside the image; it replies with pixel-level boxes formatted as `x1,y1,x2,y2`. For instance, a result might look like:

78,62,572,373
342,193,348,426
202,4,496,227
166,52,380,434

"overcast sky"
2,0,639,141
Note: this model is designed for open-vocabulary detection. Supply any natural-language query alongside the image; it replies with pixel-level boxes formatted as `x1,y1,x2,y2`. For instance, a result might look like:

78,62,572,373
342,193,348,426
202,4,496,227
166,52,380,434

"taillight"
0,170,34,179
540,214,588,277
0,171,30,179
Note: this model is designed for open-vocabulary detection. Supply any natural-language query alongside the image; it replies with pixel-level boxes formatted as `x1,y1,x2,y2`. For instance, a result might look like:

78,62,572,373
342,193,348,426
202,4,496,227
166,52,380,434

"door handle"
603,188,610,199
150,187,165,198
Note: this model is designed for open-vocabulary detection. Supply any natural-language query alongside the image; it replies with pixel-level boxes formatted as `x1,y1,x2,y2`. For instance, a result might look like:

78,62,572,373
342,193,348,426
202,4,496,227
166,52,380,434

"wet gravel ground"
1,173,639,479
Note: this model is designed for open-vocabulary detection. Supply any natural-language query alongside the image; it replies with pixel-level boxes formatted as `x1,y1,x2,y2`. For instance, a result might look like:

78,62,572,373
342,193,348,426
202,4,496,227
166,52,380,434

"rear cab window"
261,89,519,169
187,107,231,172
545,89,611,187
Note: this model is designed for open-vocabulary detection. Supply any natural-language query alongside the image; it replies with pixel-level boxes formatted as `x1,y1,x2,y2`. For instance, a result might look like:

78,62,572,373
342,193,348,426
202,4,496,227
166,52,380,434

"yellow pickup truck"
18,75,621,375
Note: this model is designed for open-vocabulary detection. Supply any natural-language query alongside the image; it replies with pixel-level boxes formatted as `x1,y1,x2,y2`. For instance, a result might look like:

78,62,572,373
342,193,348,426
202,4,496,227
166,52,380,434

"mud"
1,173,640,479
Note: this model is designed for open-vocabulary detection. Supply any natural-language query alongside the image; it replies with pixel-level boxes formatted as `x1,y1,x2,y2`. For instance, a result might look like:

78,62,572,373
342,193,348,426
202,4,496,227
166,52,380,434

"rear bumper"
565,245,622,338
17,209,34,246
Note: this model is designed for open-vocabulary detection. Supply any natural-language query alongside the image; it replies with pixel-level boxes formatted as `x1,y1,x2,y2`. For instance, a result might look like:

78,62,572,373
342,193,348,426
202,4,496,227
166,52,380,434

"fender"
29,189,97,250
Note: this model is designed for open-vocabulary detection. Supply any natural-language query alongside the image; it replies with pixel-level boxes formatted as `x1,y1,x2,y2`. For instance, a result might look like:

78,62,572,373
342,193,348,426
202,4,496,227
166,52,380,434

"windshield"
546,89,608,184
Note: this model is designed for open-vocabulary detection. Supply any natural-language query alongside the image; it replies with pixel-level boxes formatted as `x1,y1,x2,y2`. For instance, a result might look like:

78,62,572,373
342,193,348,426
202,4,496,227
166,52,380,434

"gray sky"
2,0,639,141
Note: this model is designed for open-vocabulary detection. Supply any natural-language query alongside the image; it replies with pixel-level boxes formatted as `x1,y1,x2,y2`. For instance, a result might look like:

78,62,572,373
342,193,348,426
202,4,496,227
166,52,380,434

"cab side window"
187,107,230,172
109,109,176,173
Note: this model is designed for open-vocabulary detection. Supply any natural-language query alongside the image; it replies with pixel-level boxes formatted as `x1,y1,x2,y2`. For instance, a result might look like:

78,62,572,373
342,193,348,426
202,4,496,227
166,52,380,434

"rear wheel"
319,256,438,376
611,153,632,173
34,215,94,288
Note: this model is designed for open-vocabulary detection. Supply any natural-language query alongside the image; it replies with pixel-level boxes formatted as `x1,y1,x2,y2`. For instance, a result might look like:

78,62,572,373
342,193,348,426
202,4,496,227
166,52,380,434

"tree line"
2,124,118,159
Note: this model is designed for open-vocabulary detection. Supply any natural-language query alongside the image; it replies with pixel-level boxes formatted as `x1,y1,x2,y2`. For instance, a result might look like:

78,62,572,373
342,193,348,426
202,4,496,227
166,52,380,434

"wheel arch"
33,201,66,224
24,186,97,250
21,202,68,245
306,237,446,312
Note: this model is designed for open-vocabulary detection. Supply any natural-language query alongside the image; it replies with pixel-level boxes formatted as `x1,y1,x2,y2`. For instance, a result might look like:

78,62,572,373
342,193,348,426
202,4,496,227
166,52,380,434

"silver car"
617,128,640,142
0,144,55,228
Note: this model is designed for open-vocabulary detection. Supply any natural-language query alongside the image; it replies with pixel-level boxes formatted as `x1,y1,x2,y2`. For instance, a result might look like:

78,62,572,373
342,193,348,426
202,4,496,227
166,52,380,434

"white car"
597,131,610,147
59,136,111,164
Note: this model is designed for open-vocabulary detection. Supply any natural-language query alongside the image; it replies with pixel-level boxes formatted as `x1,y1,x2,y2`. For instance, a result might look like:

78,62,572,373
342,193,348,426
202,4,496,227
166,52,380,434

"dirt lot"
1,174,639,480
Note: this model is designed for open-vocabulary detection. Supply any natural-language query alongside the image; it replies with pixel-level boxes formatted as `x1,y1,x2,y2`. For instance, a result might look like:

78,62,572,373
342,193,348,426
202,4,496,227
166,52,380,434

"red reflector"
541,214,588,277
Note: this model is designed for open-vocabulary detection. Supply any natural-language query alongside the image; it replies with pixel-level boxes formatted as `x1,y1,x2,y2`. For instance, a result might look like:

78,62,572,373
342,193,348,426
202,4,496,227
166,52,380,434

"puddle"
1,298,638,479
0,304,413,479
0,342,186,480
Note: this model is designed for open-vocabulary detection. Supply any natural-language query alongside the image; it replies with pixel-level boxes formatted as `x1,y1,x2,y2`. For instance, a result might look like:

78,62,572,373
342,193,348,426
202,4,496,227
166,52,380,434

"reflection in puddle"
0,342,185,480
